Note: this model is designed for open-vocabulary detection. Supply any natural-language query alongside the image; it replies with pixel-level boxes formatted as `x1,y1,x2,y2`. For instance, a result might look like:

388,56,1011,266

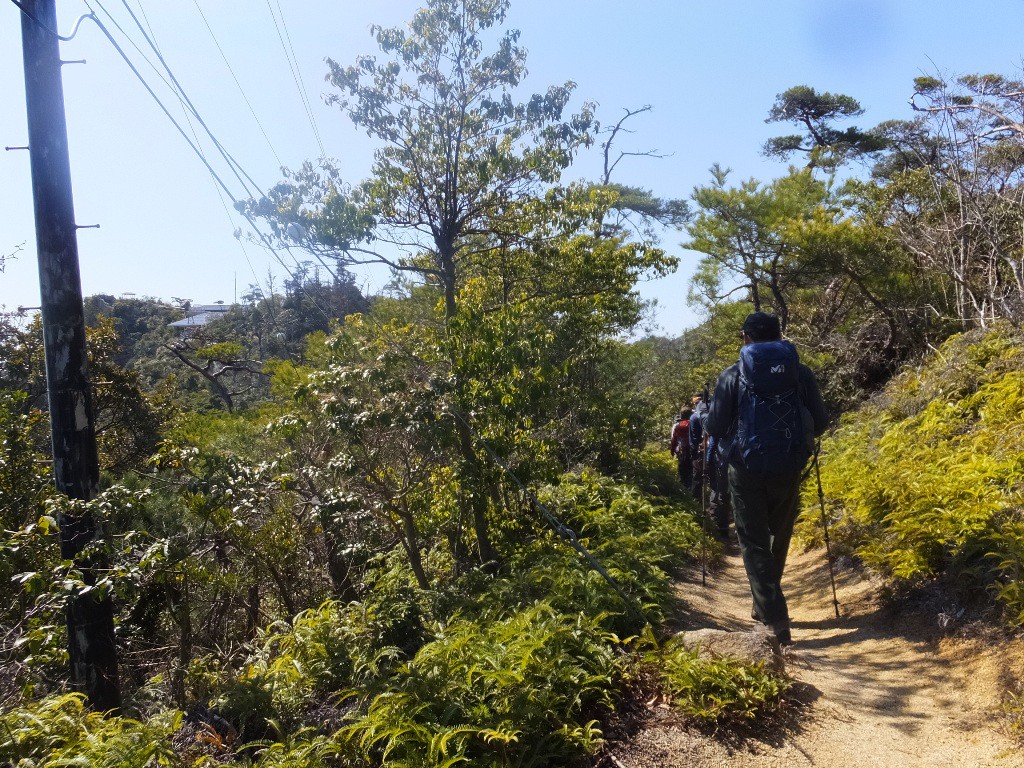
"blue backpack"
728,341,810,473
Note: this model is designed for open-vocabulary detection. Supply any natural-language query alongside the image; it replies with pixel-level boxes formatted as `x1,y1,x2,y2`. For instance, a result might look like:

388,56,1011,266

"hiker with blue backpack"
705,312,828,646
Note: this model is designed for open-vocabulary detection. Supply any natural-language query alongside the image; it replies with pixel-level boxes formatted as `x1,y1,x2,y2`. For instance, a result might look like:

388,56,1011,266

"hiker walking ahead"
687,394,706,499
704,431,731,541
670,408,693,489
705,312,827,646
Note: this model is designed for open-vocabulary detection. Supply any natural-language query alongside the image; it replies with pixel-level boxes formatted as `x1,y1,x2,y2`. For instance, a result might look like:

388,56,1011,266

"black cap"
741,311,781,340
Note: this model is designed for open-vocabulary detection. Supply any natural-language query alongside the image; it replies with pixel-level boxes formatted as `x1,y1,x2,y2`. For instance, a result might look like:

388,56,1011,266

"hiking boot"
771,621,792,647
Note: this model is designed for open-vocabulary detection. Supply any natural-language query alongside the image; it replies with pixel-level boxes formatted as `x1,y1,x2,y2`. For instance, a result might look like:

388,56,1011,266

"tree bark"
438,240,496,567
401,513,430,590
245,584,260,641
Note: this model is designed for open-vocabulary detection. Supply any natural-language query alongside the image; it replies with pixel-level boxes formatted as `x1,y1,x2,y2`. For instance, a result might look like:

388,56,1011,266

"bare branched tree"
599,105,670,185
0,242,24,274
905,72,1024,324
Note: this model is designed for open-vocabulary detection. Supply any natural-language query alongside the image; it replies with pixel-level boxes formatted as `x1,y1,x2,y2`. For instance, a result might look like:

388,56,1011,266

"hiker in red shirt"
670,407,693,489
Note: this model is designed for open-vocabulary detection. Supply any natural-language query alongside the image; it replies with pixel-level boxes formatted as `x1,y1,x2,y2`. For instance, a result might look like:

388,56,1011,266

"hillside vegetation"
0,460,792,767
5,0,1024,764
811,323,1024,625
0,1,792,764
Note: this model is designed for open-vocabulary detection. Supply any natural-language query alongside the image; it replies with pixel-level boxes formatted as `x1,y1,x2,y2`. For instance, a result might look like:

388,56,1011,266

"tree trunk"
322,525,360,602
438,243,496,567
170,576,192,709
401,513,431,590
265,562,297,616
245,584,260,641
767,275,790,331
456,422,497,566
447,488,469,574
747,273,762,311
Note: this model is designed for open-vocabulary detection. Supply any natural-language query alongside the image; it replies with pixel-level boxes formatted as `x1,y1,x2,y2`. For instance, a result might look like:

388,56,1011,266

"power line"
275,0,322,157
116,1,338,311
103,0,263,200
98,1,341,297
77,9,334,325
123,0,270,311
14,0,340,323
84,10,237,207
92,0,261,305
128,0,156,42
264,0,324,157
88,0,176,94
8,0,90,41
190,0,284,169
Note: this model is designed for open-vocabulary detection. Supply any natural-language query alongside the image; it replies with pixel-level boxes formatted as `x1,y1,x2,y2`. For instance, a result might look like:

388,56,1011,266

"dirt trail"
614,545,1024,768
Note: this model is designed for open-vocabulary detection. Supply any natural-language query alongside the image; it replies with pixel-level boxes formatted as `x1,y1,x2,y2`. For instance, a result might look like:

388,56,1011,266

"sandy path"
613,544,1024,768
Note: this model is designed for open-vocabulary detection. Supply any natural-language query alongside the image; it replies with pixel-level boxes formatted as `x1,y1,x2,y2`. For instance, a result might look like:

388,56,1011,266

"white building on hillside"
168,302,231,332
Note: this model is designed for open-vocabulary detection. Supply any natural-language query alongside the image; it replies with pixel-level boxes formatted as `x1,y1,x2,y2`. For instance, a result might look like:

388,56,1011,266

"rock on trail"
611,545,1024,768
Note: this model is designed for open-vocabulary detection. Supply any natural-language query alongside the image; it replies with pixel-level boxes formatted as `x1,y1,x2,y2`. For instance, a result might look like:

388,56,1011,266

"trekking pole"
813,443,841,619
699,443,710,588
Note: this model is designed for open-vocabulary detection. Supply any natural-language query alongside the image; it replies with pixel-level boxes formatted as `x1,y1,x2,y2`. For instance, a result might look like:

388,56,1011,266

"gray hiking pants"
728,463,803,641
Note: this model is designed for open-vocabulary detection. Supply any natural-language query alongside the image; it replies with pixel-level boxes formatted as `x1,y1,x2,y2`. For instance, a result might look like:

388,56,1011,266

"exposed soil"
608,544,1024,767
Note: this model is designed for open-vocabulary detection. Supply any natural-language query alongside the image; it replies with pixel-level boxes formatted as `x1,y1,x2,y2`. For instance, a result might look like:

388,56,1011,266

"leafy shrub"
615,444,689,500
807,323,1024,624
218,597,414,737
430,470,703,636
342,602,618,767
650,639,790,724
245,730,358,767
0,470,707,767
425,468,704,643
220,465,702,766
539,471,703,617
0,693,183,767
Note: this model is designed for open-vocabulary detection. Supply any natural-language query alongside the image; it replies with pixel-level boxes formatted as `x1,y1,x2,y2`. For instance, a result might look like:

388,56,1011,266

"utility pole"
20,0,121,712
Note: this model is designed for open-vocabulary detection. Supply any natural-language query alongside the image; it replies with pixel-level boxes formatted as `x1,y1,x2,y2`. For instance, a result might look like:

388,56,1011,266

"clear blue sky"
2,0,1023,334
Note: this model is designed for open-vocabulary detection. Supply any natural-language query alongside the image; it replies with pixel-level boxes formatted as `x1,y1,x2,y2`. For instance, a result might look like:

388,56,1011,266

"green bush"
0,694,183,767
428,470,703,636
808,324,1024,624
538,471,703,612
218,596,417,737
245,731,358,767
0,470,713,767
342,602,618,767
651,639,790,723
615,444,689,500
212,471,703,765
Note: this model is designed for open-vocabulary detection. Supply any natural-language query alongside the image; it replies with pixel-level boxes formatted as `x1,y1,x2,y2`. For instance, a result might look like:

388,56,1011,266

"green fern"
0,694,183,767
650,640,790,723
805,323,1024,624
